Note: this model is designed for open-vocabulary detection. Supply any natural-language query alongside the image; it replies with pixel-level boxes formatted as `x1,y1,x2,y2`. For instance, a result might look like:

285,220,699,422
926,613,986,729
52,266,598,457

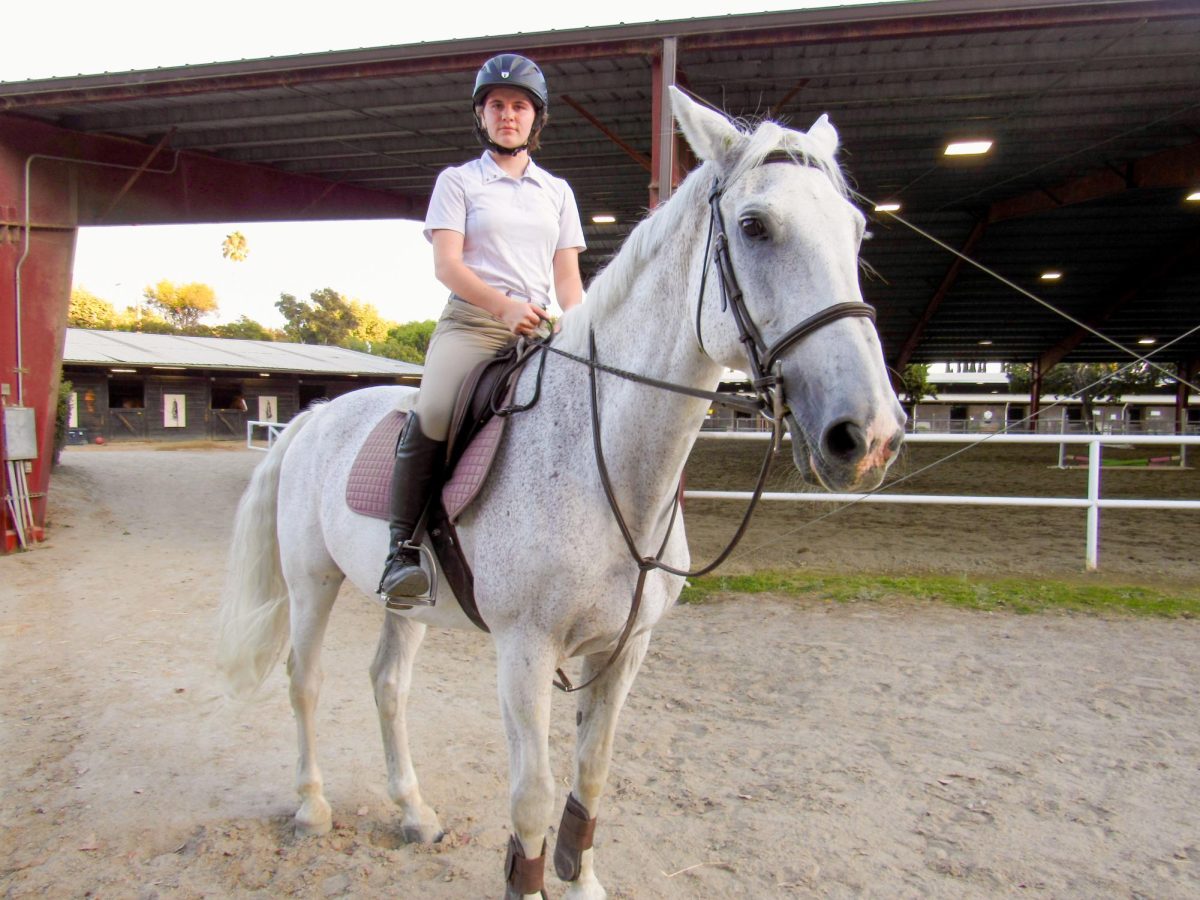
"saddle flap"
446,342,521,467
344,407,507,526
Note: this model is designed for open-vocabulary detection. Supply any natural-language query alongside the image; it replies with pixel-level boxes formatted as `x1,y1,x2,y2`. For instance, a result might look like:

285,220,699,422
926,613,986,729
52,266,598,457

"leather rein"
513,157,877,692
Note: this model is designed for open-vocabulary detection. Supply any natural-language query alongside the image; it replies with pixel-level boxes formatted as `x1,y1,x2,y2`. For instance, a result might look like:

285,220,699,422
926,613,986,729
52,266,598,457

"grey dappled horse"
218,89,905,898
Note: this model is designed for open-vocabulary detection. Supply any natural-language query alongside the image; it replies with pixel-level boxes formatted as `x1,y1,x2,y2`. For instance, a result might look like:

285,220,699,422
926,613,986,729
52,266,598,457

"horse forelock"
727,119,849,199
559,117,848,349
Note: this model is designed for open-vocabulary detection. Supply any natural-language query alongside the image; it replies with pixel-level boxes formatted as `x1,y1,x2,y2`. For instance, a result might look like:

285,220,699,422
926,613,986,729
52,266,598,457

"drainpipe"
14,150,179,405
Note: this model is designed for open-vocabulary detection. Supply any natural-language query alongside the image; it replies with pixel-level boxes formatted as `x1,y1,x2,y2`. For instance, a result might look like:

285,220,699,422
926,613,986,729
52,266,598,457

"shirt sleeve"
423,167,467,242
556,182,587,252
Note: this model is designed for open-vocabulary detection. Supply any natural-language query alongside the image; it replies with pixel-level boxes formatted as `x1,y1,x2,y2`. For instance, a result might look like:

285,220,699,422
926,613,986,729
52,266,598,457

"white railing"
246,420,285,451
687,432,1200,571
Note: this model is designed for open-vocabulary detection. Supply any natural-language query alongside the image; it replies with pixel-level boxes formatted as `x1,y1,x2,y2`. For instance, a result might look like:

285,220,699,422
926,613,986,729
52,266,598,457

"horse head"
672,88,906,492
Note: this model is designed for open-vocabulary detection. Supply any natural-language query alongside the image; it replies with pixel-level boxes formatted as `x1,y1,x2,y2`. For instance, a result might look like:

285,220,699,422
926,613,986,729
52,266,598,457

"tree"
222,230,249,262
275,288,360,346
112,303,171,333
213,316,276,341
1006,362,1172,431
142,280,219,330
68,288,117,329
379,320,437,364
348,300,393,347
896,363,936,418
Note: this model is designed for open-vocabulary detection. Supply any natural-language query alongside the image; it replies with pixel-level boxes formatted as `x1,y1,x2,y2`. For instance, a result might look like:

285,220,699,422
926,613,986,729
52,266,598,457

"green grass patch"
679,571,1200,618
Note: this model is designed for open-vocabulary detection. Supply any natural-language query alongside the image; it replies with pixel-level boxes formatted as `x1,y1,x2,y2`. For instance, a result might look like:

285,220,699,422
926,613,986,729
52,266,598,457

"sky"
6,0,907,328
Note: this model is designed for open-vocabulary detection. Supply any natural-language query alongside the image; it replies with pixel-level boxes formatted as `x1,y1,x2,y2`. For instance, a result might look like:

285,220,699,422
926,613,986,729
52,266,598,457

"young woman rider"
378,53,586,602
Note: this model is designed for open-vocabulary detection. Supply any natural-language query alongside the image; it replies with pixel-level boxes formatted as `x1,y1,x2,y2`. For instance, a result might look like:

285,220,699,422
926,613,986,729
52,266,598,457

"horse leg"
369,611,443,843
286,569,342,836
558,631,652,900
497,636,559,899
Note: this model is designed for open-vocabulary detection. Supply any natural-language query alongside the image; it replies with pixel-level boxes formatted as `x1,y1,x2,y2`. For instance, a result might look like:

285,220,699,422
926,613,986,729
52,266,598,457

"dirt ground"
2,440,1198,898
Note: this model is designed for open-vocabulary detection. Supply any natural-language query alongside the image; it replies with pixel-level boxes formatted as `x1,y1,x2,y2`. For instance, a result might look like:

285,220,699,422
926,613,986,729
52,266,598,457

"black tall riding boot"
378,412,446,604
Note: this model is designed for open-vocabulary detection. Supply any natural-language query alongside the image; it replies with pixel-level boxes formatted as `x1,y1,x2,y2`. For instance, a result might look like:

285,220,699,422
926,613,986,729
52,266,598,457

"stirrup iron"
380,541,438,611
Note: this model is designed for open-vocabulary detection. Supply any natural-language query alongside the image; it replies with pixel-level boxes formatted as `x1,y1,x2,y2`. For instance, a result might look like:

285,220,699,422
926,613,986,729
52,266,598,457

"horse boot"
378,412,446,607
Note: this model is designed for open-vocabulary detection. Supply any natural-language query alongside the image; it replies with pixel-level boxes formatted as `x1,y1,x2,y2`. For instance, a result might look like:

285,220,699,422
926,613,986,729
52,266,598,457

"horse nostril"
823,420,866,464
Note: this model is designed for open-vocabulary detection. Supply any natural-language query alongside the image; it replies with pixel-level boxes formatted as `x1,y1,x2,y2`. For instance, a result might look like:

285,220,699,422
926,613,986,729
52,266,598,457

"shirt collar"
479,151,549,187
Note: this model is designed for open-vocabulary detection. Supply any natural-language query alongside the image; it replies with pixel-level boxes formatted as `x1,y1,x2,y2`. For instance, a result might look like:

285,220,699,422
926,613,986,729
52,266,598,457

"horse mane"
558,116,848,347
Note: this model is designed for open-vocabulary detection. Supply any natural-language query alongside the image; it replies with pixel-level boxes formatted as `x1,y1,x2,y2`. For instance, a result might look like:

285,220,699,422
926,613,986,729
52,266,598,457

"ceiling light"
978,339,993,346
1040,271,1062,281
1137,338,1157,346
152,366,186,370
944,140,993,157
874,202,901,213
110,368,136,373
591,214,616,224
258,373,271,377
1187,191,1200,202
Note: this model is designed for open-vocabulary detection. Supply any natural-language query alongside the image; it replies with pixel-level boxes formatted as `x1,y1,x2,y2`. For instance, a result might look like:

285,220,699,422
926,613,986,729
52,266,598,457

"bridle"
513,152,881,692
697,152,877,449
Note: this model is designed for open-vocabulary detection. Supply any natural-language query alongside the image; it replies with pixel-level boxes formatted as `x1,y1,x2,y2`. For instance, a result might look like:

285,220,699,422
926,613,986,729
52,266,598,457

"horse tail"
217,408,319,698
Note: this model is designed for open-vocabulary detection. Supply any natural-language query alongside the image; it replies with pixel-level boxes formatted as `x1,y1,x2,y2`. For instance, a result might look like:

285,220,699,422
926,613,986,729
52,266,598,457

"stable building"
62,329,422,443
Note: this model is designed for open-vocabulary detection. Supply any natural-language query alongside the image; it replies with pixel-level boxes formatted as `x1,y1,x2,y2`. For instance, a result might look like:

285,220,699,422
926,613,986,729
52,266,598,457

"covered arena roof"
63,329,423,377
3,0,1198,369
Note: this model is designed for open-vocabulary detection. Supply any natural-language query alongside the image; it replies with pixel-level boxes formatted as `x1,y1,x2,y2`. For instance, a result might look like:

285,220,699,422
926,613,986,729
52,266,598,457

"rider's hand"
501,298,550,336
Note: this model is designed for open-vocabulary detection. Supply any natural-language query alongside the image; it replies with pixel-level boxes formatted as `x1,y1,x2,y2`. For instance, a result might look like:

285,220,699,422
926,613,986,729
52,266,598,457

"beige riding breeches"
413,297,517,441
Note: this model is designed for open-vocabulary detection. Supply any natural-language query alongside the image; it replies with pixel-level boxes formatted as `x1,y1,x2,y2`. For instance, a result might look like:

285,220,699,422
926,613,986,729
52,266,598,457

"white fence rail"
246,420,286,451
687,432,1200,571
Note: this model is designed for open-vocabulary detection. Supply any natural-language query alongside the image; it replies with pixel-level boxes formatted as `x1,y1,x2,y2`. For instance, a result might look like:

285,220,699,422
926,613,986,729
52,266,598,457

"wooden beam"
560,95,651,172
988,141,1200,224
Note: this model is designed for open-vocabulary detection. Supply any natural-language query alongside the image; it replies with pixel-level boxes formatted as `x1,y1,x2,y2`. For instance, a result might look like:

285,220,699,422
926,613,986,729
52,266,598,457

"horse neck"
589,172,721,391
578,179,725,527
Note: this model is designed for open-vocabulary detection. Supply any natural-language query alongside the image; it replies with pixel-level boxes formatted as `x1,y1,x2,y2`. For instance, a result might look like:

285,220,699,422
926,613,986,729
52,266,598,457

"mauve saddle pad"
345,410,504,523
345,411,406,520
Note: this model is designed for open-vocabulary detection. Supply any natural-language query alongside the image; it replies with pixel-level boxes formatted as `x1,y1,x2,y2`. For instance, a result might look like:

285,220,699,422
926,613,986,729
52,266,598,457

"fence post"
1086,438,1101,571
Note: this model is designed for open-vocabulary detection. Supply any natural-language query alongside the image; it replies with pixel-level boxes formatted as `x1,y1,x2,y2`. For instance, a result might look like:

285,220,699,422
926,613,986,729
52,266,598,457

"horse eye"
739,216,768,240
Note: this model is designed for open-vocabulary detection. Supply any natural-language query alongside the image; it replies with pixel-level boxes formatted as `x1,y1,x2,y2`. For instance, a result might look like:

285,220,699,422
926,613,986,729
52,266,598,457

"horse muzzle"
789,411,905,493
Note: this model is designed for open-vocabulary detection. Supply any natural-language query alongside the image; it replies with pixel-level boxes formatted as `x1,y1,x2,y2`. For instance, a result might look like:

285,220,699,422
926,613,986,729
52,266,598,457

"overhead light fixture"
874,202,901,213
152,366,186,371
1137,337,1157,346
110,368,137,373
1187,190,1200,202
944,140,993,157
978,339,993,346
591,214,616,224
1040,271,1063,281
258,372,271,377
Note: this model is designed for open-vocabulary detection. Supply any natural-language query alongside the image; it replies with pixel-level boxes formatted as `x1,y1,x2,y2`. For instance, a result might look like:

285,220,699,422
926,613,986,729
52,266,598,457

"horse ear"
807,114,840,160
670,86,741,166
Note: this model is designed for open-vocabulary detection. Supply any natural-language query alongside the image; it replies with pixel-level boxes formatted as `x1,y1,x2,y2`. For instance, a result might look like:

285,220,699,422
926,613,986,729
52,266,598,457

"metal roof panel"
63,329,424,376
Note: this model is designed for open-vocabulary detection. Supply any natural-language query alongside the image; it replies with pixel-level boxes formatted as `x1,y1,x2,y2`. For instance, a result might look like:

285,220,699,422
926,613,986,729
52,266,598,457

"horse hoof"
295,816,332,837
401,823,444,844
294,797,333,837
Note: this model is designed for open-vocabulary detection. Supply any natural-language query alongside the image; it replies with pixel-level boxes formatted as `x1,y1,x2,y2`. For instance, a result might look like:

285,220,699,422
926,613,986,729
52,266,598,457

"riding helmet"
472,53,548,110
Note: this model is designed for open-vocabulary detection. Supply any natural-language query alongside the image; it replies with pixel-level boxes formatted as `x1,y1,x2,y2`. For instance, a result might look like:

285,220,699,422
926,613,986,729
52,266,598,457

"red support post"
649,37,679,209
0,226,76,551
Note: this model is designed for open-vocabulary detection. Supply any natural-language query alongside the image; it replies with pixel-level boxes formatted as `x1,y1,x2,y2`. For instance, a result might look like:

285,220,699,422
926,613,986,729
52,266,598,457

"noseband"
698,155,877,445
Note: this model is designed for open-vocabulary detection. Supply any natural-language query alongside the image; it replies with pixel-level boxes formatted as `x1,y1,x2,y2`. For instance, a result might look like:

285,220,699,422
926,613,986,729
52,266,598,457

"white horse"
218,89,905,899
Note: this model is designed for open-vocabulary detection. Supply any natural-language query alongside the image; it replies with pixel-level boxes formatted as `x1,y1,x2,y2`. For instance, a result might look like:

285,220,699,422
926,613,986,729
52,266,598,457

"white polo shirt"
423,152,586,309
